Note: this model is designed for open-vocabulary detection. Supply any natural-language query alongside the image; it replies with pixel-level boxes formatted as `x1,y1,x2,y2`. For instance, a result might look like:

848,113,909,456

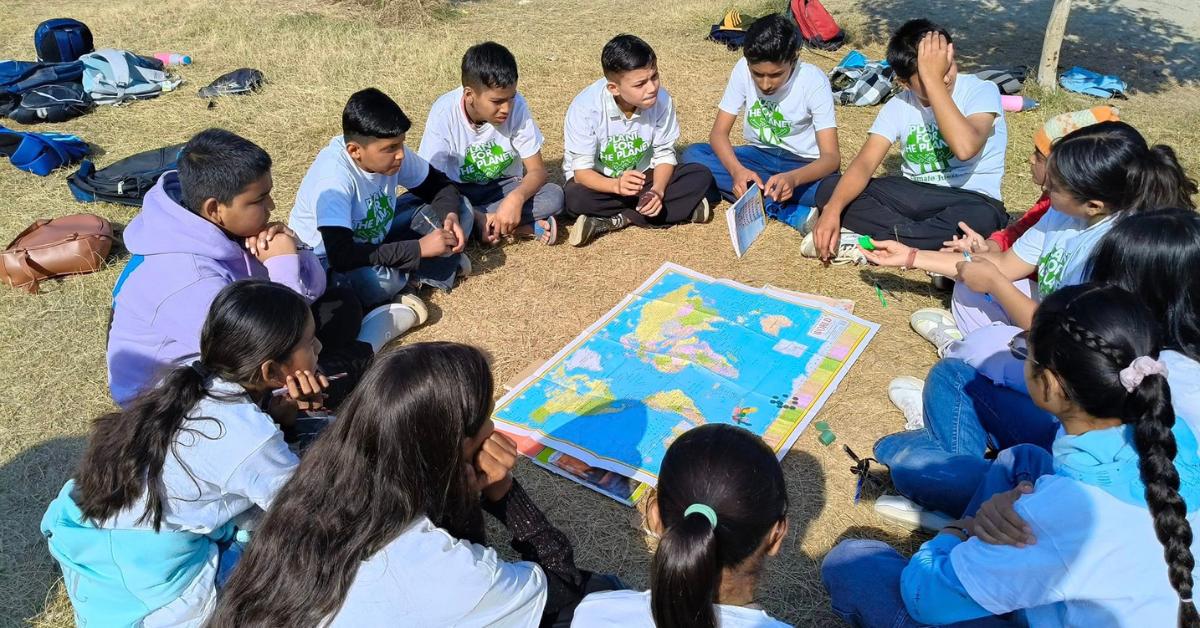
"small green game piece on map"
814,421,829,431
858,235,875,250
818,430,837,446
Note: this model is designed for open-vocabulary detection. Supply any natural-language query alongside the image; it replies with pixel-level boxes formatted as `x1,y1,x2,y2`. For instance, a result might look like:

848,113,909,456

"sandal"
528,216,558,245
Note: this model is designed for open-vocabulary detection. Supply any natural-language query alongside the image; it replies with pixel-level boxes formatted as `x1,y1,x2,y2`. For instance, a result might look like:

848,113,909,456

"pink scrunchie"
1119,356,1170,392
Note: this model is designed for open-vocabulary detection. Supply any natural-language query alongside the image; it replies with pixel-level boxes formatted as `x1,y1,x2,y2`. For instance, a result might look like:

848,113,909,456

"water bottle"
153,52,192,66
1000,95,1038,112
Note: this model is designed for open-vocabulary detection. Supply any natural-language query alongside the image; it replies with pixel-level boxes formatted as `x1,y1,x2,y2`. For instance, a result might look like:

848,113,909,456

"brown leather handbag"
1,213,115,293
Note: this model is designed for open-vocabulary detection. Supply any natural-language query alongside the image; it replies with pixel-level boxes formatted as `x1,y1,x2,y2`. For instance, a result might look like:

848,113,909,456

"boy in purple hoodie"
106,129,329,406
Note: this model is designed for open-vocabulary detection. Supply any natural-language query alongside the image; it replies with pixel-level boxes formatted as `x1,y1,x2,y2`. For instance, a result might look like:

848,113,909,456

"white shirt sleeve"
396,147,432,189
462,560,548,627
961,77,1003,117
223,429,299,511
717,61,745,115
806,66,838,131
867,97,904,142
309,174,356,230
1011,209,1058,266
510,97,544,160
563,100,598,174
417,105,459,179
650,93,680,168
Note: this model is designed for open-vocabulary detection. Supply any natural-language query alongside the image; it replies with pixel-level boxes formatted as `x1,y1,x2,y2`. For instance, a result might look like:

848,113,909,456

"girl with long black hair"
42,279,328,626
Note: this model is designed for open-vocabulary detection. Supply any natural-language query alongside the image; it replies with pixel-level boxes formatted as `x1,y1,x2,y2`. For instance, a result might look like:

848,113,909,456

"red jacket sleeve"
988,194,1052,251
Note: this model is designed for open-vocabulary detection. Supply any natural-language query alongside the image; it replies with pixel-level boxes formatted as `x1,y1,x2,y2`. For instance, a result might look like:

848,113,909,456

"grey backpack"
81,49,182,105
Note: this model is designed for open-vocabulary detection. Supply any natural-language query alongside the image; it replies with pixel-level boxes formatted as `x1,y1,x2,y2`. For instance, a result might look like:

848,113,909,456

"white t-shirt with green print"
868,73,1006,200
418,87,544,185
717,58,836,160
288,136,431,257
1011,209,1116,298
562,78,680,180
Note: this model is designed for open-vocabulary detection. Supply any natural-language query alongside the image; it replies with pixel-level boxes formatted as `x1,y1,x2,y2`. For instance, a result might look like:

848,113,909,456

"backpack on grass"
67,144,184,206
81,49,182,106
0,126,90,176
35,19,94,63
790,0,844,50
8,83,92,124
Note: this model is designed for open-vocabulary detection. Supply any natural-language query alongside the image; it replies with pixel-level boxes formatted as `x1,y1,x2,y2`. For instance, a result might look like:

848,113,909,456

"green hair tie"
684,503,718,529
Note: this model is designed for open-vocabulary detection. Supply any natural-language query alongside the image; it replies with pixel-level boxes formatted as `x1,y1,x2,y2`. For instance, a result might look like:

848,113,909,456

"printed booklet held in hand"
726,183,766,258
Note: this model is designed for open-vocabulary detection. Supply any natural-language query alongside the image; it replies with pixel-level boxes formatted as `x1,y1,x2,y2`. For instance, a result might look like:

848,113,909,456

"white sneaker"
910,308,963,357
888,376,925,431
357,294,427,352
800,229,867,265
874,495,953,532
799,205,821,236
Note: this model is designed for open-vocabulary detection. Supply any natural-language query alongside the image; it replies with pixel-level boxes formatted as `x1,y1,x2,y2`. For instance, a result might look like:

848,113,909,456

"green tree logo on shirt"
1037,245,1069,295
353,191,394,244
903,123,953,175
460,140,515,184
599,133,648,175
746,99,793,146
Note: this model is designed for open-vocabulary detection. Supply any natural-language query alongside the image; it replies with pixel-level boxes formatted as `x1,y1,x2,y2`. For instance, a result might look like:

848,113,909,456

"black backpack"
34,19,94,63
8,83,92,124
67,144,184,206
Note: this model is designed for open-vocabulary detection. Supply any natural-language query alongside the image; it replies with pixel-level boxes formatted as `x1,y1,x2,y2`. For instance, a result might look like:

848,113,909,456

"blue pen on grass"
963,251,994,302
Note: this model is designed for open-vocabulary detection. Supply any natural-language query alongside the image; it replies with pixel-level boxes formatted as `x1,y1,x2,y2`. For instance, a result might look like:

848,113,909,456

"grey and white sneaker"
874,495,953,532
357,293,428,352
691,197,713,223
910,308,963,357
568,214,628,247
800,229,868,265
888,376,925,431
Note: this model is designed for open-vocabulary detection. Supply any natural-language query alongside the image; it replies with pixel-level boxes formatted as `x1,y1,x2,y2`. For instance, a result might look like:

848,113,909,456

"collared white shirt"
562,78,680,179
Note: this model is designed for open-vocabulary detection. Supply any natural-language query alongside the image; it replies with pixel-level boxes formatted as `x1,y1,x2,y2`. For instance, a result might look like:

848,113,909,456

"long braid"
1058,313,1199,627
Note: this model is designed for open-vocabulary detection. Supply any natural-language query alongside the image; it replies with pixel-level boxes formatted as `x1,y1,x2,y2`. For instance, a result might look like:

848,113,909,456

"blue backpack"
34,19,94,63
0,126,91,176
0,60,83,95
1059,66,1128,99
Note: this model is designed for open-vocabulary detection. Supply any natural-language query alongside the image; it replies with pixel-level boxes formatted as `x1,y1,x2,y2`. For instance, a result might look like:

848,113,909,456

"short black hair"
342,88,412,145
177,128,272,214
886,19,953,80
743,13,801,65
601,34,657,78
462,41,518,90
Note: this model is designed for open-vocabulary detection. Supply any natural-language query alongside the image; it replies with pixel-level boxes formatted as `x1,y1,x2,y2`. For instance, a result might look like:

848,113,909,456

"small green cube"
814,421,830,432
818,430,837,446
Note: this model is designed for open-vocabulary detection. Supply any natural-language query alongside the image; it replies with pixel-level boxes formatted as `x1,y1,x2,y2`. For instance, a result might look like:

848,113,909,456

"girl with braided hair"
824,283,1200,627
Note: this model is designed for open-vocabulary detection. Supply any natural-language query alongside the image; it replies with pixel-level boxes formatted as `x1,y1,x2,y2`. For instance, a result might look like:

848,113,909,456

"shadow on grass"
0,436,84,627
853,0,1200,93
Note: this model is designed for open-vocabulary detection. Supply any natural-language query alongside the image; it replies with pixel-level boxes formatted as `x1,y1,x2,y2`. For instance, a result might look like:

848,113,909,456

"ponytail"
74,364,210,530
1034,284,1198,626
647,425,788,628
651,509,721,628
1129,145,1198,213
1129,374,1200,627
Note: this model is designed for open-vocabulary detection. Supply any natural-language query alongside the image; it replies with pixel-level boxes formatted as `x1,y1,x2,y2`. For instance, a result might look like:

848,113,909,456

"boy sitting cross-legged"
562,34,715,247
289,88,473,309
806,19,1009,263
682,13,840,232
418,41,563,245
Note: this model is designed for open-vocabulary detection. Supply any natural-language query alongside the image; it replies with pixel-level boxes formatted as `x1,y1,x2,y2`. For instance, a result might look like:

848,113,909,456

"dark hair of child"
1032,283,1198,627
209,342,496,626
177,128,272,215
462,41,519,90
886,18,952,80
1048,121,1197,215
1089,208,1200,363
73,280,311,531
342,87,413,145
601,34,657,78
743,13,802,66
650,424,788,628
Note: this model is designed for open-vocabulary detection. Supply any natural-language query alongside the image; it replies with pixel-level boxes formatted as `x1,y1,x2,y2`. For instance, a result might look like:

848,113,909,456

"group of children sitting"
36,11,1200,628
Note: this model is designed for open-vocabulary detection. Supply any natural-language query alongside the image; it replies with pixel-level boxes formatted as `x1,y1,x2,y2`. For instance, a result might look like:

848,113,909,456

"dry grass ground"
1,0,1197,625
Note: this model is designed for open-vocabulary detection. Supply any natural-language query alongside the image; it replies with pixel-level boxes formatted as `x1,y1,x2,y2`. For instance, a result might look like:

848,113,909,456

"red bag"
790,0,845,50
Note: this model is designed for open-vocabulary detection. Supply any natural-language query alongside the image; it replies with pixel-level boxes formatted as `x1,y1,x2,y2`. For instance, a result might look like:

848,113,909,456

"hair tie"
684,503,718,529
189,361,211,380
1183,596,1194,604
1118,356,1169,392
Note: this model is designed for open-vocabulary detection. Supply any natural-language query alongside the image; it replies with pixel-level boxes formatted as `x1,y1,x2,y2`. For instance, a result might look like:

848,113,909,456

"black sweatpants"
563,162,714,227
310,285,373,409
815,175,1009,250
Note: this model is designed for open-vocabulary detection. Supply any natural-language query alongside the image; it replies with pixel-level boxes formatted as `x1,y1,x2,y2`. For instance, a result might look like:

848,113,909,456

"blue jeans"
874,359,1058,517
457,176,564,223
681,143,831,231
822,446,1053,627
329,194,475,307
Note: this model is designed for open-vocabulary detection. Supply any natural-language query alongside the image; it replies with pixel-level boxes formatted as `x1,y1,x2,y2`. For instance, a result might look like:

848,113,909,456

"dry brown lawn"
1,0,1197,625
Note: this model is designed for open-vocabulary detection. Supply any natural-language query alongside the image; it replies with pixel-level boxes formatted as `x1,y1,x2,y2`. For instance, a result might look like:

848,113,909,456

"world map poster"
494,263,879,504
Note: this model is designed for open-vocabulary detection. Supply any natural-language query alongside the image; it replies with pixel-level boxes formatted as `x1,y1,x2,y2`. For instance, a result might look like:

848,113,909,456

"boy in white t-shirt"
562,34,715,247
682,13,840,233
419,42,563,246
806,19,1009,262
290,88,473,309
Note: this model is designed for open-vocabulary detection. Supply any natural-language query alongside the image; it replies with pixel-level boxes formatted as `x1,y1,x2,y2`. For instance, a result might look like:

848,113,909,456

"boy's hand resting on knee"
968,481,1036,547
764,173,794,203
732,167,764,198
614,169,647,197
471,431,519,502
419,215,464,258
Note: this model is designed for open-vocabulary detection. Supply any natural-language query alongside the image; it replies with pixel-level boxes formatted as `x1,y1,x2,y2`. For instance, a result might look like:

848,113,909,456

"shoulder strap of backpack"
94,49,132,87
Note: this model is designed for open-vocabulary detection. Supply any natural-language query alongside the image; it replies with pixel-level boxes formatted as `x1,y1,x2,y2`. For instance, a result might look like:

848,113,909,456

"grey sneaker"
800,229,867,265
568,214,628,247
690,197,713,224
